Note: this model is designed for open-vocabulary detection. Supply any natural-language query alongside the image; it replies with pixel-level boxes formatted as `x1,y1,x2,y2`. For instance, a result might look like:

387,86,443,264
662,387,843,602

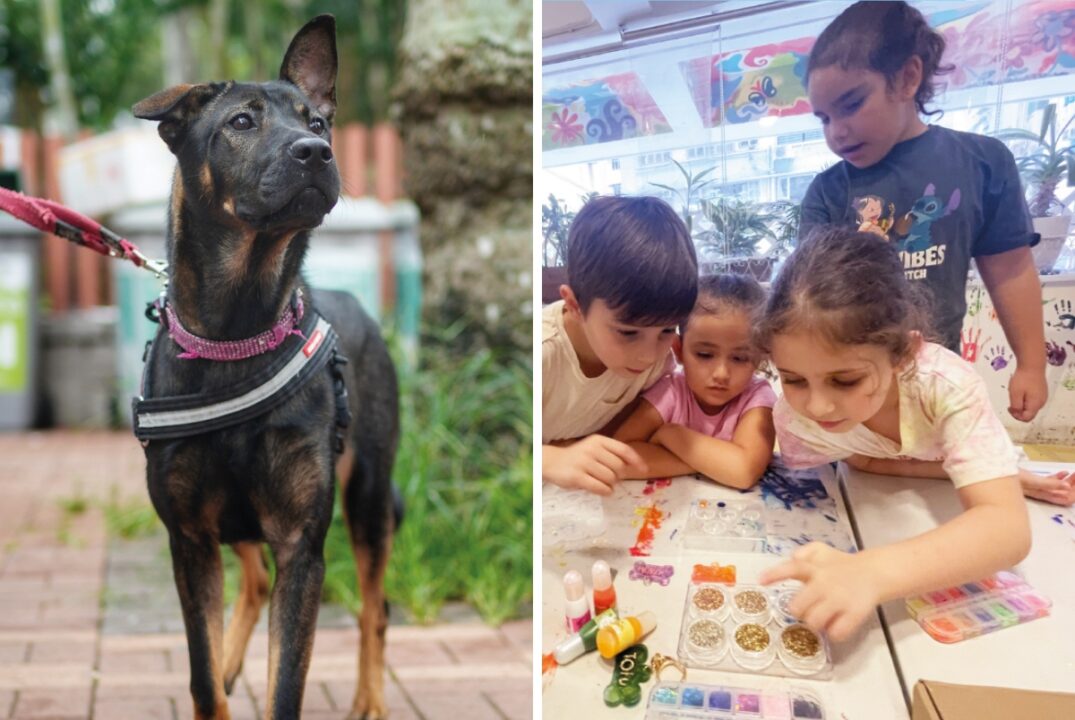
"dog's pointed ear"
132,83,226,152
279,15,337,123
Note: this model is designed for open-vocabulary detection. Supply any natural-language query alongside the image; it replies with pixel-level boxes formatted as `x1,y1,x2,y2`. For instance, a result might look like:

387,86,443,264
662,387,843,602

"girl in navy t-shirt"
799,1,1050,429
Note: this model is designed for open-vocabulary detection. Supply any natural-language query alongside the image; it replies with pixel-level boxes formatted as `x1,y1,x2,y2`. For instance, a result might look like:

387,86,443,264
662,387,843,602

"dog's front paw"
348,696,388,720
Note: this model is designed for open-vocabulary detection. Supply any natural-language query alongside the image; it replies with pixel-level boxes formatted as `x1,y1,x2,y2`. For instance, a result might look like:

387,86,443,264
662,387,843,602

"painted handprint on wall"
960,328,981,362
1047,299,1075,331
1045,340,1068,367
985,345,1011,371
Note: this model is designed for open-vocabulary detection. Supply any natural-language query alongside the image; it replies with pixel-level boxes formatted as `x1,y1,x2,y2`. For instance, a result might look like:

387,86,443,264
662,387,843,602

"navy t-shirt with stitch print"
799,125,1036,352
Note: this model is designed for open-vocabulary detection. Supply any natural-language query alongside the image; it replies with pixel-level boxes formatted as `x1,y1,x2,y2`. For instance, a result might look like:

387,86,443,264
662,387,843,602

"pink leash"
0,186,168,278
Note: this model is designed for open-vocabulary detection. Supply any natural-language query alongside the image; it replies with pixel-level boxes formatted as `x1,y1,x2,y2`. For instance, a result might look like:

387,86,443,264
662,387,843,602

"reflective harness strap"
133,309,349,443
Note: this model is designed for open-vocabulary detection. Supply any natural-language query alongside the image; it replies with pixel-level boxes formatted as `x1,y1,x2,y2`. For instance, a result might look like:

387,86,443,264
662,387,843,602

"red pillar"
24,132,71,313
373,122,400,313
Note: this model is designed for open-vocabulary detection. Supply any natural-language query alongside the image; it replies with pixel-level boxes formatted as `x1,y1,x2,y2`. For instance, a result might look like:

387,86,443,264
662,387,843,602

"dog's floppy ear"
279,15,337,123
133,83,226,152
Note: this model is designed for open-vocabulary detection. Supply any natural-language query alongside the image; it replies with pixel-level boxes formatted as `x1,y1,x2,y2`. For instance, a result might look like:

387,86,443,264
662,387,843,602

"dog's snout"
288,137,333,169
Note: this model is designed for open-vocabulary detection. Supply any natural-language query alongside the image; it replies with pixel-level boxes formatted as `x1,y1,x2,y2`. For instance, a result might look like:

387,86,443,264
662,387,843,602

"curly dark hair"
683,273,766,335
756,226,934,368
807,1,953,116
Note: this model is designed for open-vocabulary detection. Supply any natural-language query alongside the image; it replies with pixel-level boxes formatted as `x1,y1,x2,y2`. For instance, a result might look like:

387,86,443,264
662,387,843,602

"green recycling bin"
0,213,40,429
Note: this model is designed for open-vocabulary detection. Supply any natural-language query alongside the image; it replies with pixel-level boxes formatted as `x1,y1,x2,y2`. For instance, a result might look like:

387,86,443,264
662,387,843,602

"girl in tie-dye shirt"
753,227,1070,644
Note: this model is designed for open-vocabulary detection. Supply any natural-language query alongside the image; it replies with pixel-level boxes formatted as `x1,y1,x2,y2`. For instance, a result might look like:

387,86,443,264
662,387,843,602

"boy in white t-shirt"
542,195,698,495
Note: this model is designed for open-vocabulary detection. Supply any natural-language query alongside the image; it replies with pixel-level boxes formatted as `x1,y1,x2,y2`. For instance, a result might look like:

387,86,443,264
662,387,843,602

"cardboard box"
912,680,1075,720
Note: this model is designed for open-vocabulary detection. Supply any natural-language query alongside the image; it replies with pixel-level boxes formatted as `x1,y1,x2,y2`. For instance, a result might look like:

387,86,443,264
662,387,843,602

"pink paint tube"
564,570,592,632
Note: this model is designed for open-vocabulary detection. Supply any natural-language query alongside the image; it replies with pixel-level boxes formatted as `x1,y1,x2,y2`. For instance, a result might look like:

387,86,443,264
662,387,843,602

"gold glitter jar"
731,587,772,624
730,622,775,670
777,624,827,675
685,618,727,663
690,585,728,617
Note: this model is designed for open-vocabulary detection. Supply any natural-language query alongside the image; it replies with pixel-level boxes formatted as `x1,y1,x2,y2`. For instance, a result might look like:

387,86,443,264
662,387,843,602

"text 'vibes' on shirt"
799,125,1036,352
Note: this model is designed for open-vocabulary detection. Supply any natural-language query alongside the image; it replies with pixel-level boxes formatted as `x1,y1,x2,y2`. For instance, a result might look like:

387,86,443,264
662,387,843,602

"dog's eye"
309,118,325,134
229,114,254,131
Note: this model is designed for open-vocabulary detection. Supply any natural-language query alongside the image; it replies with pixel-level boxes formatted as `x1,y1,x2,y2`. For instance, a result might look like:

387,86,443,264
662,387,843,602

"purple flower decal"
1031,10,1075,53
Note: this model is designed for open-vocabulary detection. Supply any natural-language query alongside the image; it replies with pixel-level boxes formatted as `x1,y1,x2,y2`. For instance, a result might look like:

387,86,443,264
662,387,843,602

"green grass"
322,327,533,625
101,488,161,539
58,491,89,517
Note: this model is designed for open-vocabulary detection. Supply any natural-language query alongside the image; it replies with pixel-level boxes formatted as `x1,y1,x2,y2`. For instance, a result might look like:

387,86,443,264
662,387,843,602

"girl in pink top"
615,274,777,489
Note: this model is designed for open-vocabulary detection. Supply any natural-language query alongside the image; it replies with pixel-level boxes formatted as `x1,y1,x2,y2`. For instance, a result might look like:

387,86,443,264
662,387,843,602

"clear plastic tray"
905,570,1052,643
682,499,767,552
644,681,826,719
542,485,606,547
676,583,831,680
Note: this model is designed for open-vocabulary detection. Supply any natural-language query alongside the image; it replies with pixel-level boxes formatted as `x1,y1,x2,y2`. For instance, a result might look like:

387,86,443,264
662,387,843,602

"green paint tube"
553,608,619,664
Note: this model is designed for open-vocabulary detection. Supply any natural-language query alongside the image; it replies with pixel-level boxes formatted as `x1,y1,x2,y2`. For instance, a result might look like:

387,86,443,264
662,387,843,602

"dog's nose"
288,137,334,169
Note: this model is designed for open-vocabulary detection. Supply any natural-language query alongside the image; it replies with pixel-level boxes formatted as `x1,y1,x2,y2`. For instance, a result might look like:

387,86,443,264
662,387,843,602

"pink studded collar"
159,290,306,361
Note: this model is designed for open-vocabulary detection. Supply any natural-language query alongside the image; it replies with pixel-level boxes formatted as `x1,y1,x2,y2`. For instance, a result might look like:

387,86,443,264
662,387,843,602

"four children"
541,0,1075,645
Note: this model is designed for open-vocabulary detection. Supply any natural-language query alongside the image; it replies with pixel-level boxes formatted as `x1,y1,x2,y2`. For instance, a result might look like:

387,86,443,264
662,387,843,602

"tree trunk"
38,0,78,139
394,0,532,352
161,8,199,86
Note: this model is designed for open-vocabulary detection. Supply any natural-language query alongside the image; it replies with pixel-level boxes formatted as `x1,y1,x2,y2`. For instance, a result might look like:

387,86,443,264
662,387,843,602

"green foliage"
322,324,532,625
0,0,407,132
649,159,716,234
697,197,778,259
102,490,161,539
0,0,164,131
694,196,801,261
309,0,408,124
997,102,1075,217
57,491,89,516
541,194,572,267
541,191,597,267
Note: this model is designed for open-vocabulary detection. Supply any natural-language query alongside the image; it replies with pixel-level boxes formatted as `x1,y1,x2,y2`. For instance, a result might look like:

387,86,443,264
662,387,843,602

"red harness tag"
303,330,324,358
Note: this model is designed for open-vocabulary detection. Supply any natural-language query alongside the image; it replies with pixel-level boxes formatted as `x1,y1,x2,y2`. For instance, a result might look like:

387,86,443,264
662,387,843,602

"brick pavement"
0,432,533,719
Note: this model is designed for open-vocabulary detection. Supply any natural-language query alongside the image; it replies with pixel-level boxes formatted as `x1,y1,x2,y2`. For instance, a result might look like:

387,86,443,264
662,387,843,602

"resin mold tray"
645,682,826,719
542,486,606,547
682,499,766,552
905,570,1051,644
676,583,832,680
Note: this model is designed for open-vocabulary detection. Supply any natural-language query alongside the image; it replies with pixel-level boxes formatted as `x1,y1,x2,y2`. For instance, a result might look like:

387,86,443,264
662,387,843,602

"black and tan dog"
131,16,398,720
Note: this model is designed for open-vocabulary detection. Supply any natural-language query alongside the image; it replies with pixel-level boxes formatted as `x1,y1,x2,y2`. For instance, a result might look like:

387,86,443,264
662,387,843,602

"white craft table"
541,467,908,719
840,460,1075,698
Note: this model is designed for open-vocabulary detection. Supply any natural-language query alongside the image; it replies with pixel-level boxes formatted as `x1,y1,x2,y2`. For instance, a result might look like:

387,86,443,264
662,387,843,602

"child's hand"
1018,467,1075,506
1007,364,1048,422
543,436,647,496
759,543,884,642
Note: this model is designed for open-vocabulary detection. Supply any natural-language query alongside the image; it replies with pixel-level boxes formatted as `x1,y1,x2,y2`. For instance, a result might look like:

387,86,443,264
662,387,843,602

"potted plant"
648,159,717,235
541,194,574,304
997,102,1074,272
694,198,783,281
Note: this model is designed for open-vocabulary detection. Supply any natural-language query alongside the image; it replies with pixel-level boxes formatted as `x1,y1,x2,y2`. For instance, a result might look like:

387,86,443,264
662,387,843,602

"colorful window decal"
680,39,813,128
543,72,672,150
679,1,1075,128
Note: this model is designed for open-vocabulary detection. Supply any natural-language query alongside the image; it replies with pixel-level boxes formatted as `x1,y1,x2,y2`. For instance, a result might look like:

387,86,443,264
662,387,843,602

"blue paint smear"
759,465,830,509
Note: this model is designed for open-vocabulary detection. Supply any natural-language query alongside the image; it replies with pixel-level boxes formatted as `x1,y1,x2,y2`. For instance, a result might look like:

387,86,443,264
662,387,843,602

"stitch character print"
894,183,961,253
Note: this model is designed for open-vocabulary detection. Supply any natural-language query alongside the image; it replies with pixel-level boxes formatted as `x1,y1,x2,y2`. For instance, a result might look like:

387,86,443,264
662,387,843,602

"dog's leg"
170,534,231,720
347,529,393,720
222,542,269,694
264,533,325,720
